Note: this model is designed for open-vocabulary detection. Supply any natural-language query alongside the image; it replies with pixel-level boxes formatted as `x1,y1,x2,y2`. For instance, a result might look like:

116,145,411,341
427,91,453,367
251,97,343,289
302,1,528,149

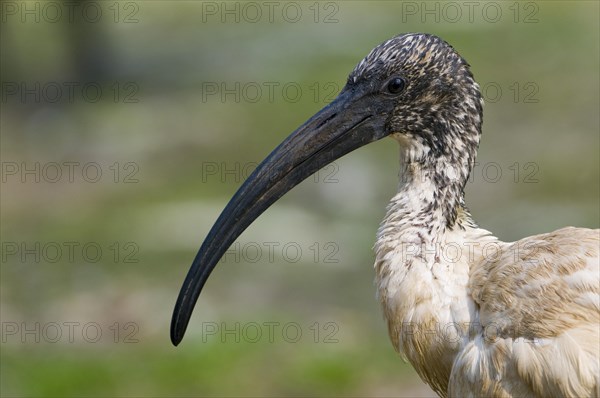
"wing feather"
452,227,600,397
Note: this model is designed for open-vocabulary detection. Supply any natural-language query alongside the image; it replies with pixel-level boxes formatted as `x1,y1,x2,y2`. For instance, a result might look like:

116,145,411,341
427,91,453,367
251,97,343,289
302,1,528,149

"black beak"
171,85,391,345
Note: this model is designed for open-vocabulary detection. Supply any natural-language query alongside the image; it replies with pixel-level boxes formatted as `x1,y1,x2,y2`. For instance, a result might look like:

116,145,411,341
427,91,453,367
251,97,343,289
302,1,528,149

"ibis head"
171,33,483,345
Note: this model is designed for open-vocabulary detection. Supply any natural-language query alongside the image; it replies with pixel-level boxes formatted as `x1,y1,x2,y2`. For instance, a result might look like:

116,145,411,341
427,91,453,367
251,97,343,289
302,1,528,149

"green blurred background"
1,1,598,396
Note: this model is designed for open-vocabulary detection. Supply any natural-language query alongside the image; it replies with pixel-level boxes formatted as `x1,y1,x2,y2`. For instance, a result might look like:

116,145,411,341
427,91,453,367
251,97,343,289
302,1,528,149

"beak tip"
170,312,186,346
170,327,183,346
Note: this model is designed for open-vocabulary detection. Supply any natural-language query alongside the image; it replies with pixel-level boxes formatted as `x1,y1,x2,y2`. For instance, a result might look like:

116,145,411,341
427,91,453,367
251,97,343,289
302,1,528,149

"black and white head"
350,33,483,181
171,33,484,345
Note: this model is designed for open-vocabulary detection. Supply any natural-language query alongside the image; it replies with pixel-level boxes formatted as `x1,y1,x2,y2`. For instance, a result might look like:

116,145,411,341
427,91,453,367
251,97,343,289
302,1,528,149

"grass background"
1,1,599,397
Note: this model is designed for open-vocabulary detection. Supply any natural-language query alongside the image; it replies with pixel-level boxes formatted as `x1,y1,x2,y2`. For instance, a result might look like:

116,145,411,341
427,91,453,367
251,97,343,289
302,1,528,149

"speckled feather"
361,34,600,397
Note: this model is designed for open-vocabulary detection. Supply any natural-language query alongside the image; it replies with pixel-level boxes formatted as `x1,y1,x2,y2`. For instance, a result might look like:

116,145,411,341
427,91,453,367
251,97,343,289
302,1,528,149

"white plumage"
375,134,599,397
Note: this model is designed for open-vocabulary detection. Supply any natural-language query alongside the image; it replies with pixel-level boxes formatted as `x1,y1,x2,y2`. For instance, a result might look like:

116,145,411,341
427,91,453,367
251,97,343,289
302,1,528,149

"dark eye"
386,77,406,94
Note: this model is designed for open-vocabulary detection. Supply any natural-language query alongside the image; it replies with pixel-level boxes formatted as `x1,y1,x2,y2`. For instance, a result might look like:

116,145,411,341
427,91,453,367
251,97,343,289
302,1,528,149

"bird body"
376,187,600,396
172,33,600,397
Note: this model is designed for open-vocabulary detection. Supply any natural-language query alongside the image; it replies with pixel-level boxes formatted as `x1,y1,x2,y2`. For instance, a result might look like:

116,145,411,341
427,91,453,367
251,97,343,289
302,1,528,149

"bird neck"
394,143,474,232
374,157,475,281
373,149,482,394
374,147,479,289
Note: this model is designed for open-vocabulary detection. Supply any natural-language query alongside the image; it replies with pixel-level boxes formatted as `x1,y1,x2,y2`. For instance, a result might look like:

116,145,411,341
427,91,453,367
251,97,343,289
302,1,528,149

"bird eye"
386,77,406,94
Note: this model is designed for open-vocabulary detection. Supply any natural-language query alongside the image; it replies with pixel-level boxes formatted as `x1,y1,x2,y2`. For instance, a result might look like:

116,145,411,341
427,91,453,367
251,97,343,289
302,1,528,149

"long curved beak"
171,86,390,345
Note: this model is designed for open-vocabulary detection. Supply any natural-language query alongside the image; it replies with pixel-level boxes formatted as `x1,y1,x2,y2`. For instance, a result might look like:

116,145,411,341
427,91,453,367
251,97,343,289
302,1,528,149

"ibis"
171,33,600,397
